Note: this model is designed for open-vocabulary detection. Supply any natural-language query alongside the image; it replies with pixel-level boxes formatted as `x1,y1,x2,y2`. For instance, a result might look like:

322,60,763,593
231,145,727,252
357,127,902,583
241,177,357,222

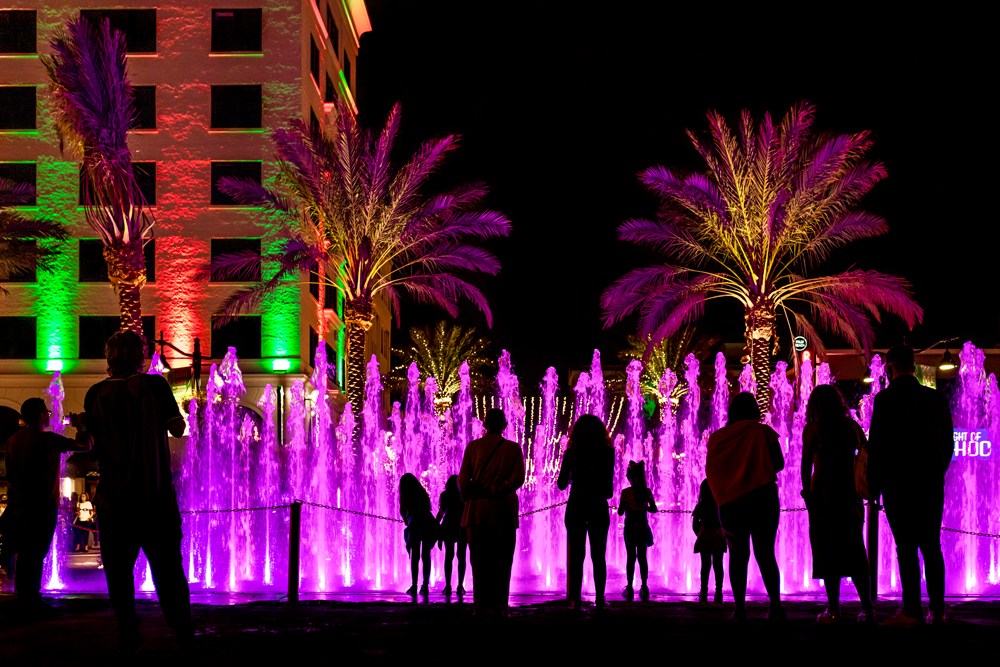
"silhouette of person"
3,397,90,614
399,473,437,596
692,478,726,603
436,474,468,596
706,392,786,623
457,408,525,617
801,384,875,623
558,414,615,611
83,331,193,654
868,345,953,627
618,460,656,601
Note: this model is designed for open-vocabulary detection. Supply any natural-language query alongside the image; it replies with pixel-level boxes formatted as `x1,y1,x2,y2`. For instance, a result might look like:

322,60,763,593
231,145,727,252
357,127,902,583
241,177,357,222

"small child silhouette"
618,460,657,600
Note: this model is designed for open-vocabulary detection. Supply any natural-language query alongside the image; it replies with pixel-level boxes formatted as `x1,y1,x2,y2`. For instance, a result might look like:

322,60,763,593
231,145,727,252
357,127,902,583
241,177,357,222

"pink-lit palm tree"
44,17,153,339
602,103,922,410
212,103,510,410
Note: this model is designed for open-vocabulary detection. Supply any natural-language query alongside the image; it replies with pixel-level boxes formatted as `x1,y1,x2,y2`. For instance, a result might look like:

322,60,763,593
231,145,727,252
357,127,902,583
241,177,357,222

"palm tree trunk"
744,297,776,414
344,298,373,413
104,243,147,344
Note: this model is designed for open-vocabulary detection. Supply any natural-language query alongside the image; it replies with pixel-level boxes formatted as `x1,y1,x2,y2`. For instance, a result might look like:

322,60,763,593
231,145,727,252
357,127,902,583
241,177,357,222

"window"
79,9,156,53
325,73,336,103
0,162,36,205
310,38,320,85
212,315,261,359
79,162,156,205
0,317,35,358
309,326,337,384
0,240,36,283
0,10,36,53
325,5,338,50
211,8,262,52
310,108,320,136
211,85,262,128
0,87,35,130
79,239,155,283
210,238,261,282
342,51,351,89
131,86,155,129
79,315,155,359
307,260,334,306
210,161,261,205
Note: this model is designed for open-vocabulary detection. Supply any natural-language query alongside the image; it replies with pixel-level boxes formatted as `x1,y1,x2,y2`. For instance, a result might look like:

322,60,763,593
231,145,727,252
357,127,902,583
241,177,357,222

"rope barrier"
941,526,1000,539
300,500,405,524
180,504,289,514
519,501,567,517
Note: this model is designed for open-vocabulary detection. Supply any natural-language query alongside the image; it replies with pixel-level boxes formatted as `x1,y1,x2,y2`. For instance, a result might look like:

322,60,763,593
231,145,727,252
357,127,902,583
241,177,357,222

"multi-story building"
0,2,390,455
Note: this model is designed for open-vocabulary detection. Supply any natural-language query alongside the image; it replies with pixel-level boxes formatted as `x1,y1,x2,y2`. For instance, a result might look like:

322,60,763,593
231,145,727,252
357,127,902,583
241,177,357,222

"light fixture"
46,359,64,372
862,376,874,384
272,358,291,372
939,348,957,371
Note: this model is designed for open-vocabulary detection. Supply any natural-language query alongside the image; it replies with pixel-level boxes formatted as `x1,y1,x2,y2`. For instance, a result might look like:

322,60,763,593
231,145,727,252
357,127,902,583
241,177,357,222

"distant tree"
210,103,510,411
617,326,720,406
390,321,494,412
0,180,68,294
44,17,153,339
602,103,922,410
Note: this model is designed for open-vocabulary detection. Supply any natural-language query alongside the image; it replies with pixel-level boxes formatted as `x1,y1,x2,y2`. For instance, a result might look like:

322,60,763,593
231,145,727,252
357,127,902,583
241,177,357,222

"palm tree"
617,326,720,407
212,103,510,410
389,321,494,411
0,180,69,293
44,17,153,339
602,103,922,410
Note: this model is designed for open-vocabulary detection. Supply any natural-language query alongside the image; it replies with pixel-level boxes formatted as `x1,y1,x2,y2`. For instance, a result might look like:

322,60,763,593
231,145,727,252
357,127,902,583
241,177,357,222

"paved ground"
1,590,998,664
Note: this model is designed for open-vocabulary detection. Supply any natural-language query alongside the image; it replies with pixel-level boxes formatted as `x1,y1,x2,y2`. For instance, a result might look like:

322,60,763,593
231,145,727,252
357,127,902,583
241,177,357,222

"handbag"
646,524,654,547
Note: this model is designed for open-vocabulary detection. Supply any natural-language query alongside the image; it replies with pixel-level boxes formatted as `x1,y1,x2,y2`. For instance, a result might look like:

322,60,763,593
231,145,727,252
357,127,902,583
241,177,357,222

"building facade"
0,1,391,445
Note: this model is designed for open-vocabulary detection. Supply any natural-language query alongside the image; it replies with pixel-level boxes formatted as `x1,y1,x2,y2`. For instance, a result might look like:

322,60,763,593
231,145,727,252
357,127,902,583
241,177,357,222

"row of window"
0,238,262,284
0,85,294,131
0,160,261,206
0,315,263,360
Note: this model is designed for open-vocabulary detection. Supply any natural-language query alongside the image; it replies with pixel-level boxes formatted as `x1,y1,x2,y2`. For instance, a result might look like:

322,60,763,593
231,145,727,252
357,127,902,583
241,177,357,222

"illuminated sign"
793,336,807,351
954,429,992,458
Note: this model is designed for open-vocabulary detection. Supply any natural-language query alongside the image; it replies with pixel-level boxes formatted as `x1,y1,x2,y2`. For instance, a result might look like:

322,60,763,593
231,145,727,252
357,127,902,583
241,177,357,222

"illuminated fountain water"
44,343,999,597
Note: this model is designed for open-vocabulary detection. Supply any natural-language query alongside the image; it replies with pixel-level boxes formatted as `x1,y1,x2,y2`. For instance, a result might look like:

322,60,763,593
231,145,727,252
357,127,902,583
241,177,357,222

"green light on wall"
260,238,300,362
337,286,345,386
271,358,291,372
46,359,64,372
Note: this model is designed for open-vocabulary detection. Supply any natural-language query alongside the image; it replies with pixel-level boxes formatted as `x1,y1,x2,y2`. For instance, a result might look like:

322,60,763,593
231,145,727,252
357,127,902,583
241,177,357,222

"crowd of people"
398,345,954,628
0,340,954,653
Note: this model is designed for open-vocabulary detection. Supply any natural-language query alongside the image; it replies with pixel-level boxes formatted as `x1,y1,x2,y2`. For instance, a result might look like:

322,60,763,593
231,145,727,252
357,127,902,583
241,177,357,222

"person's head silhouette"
727,392,761,425
886,345,915,380
483,408,506,435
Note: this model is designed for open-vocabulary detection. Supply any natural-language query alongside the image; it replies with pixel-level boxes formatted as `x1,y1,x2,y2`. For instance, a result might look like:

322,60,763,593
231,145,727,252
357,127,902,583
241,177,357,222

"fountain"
41,343,999,596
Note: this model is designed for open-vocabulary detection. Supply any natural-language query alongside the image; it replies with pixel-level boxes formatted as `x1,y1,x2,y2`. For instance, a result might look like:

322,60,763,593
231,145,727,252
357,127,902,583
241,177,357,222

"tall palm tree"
212,103,510,410
389,321,494,411
602,103,922,410
0,180,69,293
44,17,153,339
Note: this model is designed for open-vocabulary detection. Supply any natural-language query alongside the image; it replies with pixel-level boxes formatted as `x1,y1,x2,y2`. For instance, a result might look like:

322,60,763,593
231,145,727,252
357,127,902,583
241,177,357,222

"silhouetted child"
692,478,726,602
618,460,657,601
399,473,438,596
436,475,468,596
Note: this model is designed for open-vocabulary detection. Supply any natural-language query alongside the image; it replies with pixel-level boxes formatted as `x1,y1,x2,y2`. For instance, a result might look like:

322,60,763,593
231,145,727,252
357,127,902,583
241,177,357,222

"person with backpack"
801,384,875,624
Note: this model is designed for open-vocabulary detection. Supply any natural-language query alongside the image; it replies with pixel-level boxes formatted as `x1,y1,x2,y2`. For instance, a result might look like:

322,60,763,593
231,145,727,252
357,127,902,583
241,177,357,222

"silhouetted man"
869,345,953,626
3,397,90,613
84,331,193,653
458,408,525,617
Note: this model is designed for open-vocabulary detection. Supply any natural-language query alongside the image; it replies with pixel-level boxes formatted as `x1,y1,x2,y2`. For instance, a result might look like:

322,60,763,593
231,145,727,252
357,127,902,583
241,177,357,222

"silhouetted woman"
557,414,615,611
802,384,876,624
399,473,437,596
618,460,657,600
436,474,468,596
706,392,785,623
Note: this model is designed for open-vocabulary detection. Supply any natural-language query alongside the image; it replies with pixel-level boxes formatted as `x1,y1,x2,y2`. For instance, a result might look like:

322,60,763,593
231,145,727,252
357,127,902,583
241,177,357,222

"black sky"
356,2,996,387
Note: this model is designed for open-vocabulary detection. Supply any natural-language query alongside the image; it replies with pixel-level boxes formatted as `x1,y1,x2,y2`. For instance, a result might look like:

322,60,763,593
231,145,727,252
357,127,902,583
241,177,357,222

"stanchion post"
867,497,880,602
288,501,302,606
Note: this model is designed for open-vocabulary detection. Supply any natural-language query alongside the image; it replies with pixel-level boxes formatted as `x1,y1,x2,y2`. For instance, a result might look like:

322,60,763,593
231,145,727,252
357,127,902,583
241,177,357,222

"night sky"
357,2,995,387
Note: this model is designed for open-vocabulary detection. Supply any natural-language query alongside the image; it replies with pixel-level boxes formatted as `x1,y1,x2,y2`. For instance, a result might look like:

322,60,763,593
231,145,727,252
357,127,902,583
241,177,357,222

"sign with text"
953,429,992,458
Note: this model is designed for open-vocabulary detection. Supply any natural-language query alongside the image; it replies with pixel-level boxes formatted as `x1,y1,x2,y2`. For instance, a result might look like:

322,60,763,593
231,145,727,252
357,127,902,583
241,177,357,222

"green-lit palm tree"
44,17,153,339
603,103,922,410
0,180,69,293
389,321,494,411
212,103,510,410
617,326,720,406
